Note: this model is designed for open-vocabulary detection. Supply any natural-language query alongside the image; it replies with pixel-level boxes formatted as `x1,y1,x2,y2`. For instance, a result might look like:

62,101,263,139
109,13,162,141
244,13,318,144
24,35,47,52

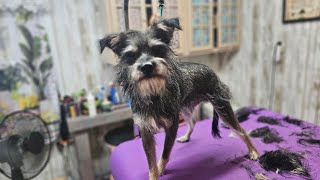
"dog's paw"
157,159,168,176
149,171,159,180
158,168,165,177
157,164,165,176
176,136,189,143
249,150,259,160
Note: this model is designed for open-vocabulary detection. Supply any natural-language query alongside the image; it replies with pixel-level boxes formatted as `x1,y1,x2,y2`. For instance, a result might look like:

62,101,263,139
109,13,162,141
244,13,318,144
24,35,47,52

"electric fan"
0,110,51,180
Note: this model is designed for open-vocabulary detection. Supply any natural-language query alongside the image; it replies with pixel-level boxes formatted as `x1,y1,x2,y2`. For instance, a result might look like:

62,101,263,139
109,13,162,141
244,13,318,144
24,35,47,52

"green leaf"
16,14,24,21
18,25,33,48
32,75,40,86
17,63,33,79
0,65,29,91
40,57,53,74
19,43,33,61
21,58,35,72
16,10,32,22
43,73,51,85
32,37,41,59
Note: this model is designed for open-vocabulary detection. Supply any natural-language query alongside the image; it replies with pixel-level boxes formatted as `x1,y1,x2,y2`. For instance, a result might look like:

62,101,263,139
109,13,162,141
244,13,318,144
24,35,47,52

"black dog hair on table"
257,116,279,125
283,116,303,126
250,126,283,144
290,131,314,137
298,138,320,147
259,149,310,178
235,107,264,123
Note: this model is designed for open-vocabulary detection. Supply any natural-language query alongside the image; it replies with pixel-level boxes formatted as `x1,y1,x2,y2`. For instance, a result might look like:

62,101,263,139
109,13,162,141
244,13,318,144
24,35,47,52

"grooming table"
110,107,320,180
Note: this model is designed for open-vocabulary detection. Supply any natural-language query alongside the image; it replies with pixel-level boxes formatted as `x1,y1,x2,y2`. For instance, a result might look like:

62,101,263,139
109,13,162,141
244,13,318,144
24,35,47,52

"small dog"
100,18,259,180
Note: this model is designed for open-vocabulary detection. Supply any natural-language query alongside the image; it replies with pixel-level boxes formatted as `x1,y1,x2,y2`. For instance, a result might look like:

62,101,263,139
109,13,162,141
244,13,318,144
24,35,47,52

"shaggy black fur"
250,126,283,143
257,116,279,125
290,131,314,137
259,149,310,178
298,138,320,147
283,116,303,126
235,107,264,123
212,110,221,138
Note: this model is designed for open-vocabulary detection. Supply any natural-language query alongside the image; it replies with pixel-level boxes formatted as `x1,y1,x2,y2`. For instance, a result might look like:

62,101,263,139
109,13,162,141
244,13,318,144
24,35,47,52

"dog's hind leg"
176,109,196,143
158,117,179,176
211,99,259,160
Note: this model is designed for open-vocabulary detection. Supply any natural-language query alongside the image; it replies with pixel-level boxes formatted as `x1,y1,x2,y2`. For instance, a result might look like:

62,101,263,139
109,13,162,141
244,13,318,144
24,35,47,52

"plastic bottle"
87,92,97,117
109,82,119,104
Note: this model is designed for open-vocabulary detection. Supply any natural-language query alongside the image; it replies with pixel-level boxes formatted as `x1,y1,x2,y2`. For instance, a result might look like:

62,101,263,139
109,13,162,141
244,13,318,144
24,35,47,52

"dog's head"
100,18,181,97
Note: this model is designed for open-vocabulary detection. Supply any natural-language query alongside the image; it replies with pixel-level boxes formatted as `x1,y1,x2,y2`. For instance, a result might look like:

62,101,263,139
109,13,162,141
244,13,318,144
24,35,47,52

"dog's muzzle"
139,62,154,76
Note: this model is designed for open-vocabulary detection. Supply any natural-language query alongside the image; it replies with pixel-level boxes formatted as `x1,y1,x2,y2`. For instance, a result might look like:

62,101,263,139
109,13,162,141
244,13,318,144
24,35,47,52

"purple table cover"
110,107,320,180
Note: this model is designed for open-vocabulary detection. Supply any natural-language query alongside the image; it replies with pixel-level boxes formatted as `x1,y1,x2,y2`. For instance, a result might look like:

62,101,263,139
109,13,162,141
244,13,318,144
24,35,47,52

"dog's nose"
140,62,154,75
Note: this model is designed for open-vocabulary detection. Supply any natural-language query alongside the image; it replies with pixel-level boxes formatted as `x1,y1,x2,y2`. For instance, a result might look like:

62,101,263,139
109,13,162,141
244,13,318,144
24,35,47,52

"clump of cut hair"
290,131,314,137
283,116,303,127
235,107,264,123
257,116,279,125
250,126,283,144
259,149,310,178
298,138,320,147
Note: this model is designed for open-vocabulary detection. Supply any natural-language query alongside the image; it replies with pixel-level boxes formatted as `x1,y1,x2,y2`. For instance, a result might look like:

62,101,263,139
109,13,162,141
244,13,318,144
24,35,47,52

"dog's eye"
150,45,168,58
122,52,138,65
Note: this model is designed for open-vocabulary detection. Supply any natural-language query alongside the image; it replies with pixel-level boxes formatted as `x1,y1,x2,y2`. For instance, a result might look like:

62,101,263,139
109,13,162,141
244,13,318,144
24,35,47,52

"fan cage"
0,110,51,180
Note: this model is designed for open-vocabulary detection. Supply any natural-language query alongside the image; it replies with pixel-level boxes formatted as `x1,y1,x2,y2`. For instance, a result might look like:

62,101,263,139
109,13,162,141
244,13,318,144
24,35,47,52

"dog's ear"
99,33,127,56
148,17,182,44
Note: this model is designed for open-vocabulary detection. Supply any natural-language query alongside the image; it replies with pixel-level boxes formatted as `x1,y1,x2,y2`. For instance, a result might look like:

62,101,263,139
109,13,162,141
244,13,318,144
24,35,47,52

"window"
187,0,214,54
105,0,241,57
186,0,240,55
217,0,240,48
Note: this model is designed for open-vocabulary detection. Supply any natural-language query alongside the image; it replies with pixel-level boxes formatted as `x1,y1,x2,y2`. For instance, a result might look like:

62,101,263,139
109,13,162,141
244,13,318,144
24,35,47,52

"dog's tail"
212,109,221,138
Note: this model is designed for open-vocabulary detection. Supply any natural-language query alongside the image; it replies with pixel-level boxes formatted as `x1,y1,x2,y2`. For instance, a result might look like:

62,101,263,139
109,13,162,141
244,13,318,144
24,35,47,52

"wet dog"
100,18,259,180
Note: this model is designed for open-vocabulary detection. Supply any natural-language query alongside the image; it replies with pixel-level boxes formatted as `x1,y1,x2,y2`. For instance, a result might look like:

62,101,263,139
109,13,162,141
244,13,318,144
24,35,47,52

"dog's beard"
137,77,166,97
130,58,169,97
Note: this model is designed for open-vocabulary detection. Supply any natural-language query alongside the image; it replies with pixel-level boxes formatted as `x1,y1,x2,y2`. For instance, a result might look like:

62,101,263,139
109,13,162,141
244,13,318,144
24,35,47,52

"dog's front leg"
158,119,179,176
140,128,158,180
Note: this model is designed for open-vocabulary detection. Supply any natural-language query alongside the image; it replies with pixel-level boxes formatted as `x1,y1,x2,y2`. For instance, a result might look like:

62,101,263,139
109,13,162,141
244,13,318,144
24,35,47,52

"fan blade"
0,135,23,167
22,131,45,155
